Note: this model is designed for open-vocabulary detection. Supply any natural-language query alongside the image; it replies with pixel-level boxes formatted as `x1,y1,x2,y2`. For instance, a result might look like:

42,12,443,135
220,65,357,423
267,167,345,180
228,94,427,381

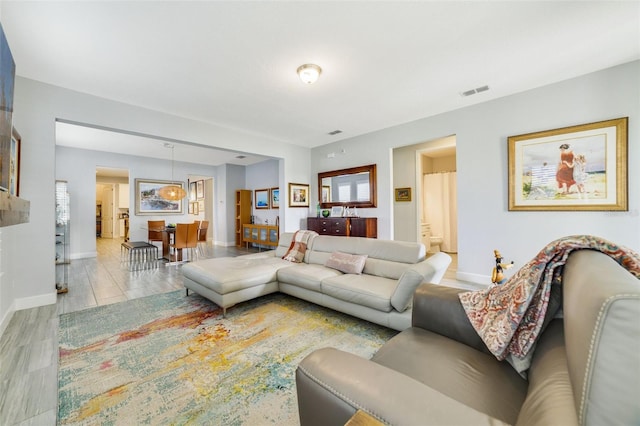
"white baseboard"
213,240,235,247
70,251,97,260
456,271,491,286
14,292,57,310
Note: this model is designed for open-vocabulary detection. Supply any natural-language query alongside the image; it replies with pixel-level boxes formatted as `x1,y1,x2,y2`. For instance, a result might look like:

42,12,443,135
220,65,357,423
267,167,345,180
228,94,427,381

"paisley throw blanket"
459,235,640,364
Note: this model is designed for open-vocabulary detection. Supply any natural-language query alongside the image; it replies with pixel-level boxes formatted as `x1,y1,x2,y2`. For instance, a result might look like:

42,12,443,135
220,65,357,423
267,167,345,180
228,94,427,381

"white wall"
246,159,279,226
2,77,310,325
313,61,640,283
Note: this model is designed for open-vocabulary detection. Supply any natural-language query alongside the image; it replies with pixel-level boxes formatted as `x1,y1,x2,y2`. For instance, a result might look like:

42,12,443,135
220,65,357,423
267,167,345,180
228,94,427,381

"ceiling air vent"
461,85,490,97
328,130,342,135
236,155,246,159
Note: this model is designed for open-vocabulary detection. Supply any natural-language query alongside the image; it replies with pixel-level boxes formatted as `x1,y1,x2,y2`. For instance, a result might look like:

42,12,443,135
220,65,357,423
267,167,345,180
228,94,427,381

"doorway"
416,139,458,254
188,174,215,242
96,167,130,240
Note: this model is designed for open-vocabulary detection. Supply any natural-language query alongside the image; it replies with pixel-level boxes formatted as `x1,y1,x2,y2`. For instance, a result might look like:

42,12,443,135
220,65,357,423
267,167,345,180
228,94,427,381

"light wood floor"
0,239,468,426
0,237,258,426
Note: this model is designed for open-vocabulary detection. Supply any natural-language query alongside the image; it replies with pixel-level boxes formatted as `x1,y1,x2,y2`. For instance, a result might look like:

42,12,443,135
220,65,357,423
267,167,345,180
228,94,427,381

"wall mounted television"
0,22,16,193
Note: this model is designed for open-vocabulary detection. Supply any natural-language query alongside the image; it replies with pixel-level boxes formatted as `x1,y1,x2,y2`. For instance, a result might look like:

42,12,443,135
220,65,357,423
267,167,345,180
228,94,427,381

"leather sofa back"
561,250,640,425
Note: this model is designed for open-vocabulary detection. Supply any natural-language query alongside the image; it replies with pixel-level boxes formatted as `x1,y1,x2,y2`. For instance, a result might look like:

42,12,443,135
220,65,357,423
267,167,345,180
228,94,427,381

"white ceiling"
2,1,639,157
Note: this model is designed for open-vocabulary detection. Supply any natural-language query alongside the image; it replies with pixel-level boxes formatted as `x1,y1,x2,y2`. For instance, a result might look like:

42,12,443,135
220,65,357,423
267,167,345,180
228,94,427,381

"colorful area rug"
58,291,397,425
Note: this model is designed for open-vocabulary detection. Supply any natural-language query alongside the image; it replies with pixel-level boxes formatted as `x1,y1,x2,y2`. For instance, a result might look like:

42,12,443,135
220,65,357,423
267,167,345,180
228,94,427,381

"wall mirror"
318,164,377,208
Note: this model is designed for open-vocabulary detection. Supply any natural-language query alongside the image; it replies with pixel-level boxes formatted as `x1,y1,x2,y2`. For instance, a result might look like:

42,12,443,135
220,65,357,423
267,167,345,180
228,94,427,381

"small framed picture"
395,187,412,202
189,181,197,201
270,187,279,208
288,182,309,207
321,185,331,203
198,199,204,213
196,180,205,199
189,201,199,215
255,188,269,209
330,206,343,217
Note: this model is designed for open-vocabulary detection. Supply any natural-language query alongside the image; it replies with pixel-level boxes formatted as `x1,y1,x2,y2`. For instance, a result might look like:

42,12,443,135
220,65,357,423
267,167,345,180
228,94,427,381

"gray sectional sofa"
295,249,640,425
181,232,451,331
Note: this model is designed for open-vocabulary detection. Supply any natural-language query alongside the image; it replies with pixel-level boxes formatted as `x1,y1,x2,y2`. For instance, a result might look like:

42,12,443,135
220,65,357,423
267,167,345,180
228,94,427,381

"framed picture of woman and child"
508,117,627,211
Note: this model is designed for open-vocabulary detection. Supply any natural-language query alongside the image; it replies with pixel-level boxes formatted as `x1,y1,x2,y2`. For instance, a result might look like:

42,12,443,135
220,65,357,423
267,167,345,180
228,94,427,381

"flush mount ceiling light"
158,143,187,201
297,63,322,84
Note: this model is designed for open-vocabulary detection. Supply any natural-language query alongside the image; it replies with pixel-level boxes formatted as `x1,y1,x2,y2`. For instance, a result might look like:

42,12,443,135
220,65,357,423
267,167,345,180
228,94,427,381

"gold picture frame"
395,187,411,202
508,117,628,211
270,187,279,209
288,183,309,207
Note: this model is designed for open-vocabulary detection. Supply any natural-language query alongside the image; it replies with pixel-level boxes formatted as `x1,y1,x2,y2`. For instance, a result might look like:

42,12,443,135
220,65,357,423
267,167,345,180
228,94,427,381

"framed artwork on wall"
508,117,628,211
255,188,269,209
288,183,309,207
196,180,205,199
321,185,331,203
9,127,20,196
134,178,184,215
189,181,197,201
270,187,279,208
395,187,411,202
188,201,198,215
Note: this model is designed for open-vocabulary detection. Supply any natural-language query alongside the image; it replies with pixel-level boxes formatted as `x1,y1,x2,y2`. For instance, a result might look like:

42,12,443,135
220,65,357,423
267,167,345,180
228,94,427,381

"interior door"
102,185,114,238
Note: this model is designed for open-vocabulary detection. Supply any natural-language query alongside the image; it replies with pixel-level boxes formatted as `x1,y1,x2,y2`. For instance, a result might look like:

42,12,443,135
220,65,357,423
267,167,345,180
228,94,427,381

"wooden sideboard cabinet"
242,224,279,249
307,217,377,238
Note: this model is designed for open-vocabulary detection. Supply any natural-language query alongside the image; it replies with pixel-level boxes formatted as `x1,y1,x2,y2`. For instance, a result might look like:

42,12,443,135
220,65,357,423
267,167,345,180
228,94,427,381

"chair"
185,222,199,261
197,220,209,256
169,223,189,262
148,220,166,259
148,220,166,243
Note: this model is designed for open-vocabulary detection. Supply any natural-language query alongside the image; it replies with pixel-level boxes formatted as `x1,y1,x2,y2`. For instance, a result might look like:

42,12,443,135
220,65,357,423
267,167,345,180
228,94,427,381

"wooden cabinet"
307,217,348,236
349,217,378,238
307,217,377,238
235,189,252,247
242,224,279,249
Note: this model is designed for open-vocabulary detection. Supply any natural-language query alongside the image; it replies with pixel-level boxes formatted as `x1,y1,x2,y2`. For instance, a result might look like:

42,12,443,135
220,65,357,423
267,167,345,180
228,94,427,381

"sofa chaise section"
182,232,451,330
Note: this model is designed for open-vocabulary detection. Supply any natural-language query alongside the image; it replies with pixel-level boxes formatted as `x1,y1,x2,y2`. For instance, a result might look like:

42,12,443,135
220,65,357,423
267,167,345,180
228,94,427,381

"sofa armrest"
296,347,506,426
390,252,452,312
412,283,491,355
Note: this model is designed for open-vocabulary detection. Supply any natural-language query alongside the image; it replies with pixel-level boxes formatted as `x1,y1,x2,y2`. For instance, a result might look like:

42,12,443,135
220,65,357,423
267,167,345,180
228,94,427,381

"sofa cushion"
181,257,291,294
276,264,342,292
321,274,396,312
372,327,528,425
516,320,578,426
309,235,426,264
325,252,368,274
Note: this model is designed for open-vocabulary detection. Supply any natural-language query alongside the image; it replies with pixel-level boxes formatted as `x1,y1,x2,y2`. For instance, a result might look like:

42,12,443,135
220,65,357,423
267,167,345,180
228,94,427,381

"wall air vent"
328,130,342,135
461,85,490,97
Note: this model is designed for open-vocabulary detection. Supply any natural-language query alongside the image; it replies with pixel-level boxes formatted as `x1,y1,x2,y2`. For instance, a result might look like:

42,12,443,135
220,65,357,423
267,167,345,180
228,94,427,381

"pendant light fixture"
158,143,187,201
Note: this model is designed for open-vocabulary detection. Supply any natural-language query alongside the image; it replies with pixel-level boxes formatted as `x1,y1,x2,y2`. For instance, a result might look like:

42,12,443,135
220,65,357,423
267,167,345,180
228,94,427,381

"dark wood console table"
307,217,377,238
